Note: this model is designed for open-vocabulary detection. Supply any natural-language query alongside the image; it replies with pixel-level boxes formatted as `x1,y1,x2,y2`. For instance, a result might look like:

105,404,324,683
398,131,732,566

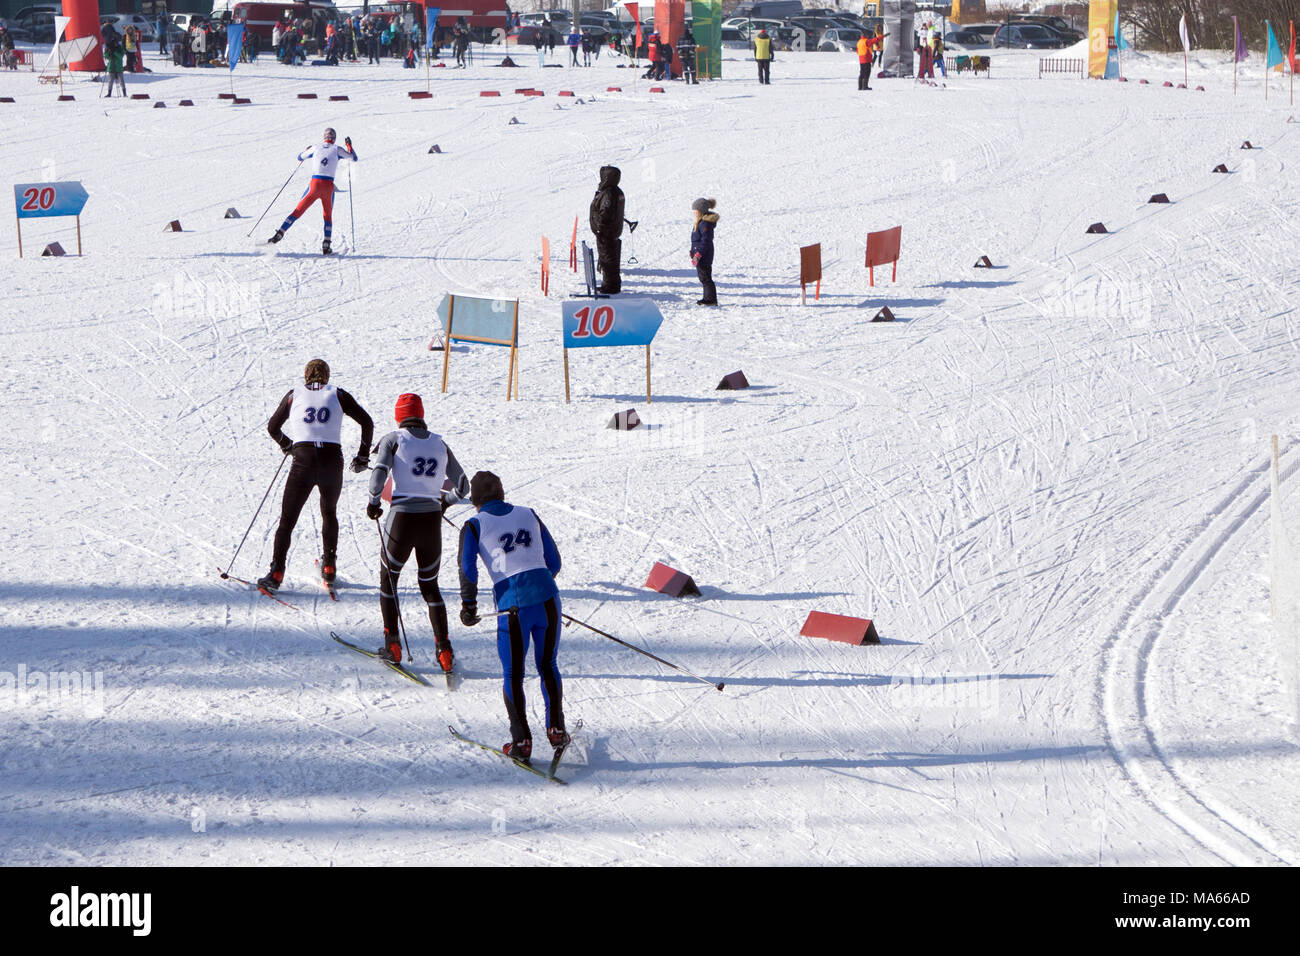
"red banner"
626,2,641,49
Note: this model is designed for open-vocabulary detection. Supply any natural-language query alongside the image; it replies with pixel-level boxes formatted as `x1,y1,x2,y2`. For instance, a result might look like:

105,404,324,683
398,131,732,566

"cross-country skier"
457,471,567,762
267,128,357,255
257,359,374,594
366,392,469,672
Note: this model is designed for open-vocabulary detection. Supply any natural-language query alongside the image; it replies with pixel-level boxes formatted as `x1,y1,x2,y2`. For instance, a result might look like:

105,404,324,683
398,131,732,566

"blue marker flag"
1266,20,1285,69
227,22,244,72
426,7,441,49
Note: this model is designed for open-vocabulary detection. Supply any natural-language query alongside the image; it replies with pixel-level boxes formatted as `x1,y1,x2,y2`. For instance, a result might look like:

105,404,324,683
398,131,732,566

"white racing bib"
286,384,343,445
475,506,547,583
390,431,448,501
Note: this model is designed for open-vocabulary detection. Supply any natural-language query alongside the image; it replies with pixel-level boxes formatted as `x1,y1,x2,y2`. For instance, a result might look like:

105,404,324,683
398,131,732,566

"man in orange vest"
856,30,885,90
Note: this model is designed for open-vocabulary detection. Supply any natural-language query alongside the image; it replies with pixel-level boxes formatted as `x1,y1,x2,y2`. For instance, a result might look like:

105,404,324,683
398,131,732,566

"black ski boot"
267,228,283,244
319,553,337,585
376,629,401,663
256,563,284,592
430,603,453,673
503,738,532,762
321,238,332,255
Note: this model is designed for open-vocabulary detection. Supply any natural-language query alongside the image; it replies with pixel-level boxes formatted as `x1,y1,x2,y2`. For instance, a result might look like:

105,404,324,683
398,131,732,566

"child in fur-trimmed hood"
690,198,719,306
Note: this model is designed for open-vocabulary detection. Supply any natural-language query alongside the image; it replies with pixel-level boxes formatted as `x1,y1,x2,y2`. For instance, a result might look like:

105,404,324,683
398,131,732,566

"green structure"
691,0,720,79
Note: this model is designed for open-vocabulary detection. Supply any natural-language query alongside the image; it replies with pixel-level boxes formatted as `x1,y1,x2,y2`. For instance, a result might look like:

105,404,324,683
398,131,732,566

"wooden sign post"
799,242,822,304
14,180,88,258
865,225,902,286
541,236,551,296
436,293,521,400
561,298,664,403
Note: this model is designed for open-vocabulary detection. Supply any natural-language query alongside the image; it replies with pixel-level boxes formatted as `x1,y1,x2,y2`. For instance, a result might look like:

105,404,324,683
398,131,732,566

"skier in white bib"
366,393,470,672
457,471,567,762
267,127,358,255
257,359,374,593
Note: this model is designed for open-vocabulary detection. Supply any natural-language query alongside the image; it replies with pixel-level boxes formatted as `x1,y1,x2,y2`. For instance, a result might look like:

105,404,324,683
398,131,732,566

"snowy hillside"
0,44,1297,866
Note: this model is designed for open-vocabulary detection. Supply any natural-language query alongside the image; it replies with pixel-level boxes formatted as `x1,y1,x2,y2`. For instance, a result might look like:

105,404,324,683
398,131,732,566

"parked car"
720,26,750,49
817,27,861,53
1010,15,1084,43
958,22,1000,43
729,20,797,50
513,24,563,47
731,1,803,21
12,3,57,21
721,17,785,34
786,16,844,47
13,10,56,42
101,14,157,42
3,22,37,43
945,28,992,49
991,23,1067,49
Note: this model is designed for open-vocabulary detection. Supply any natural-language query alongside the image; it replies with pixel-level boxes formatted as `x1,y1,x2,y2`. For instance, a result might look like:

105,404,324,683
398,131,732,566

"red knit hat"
394,393,424,422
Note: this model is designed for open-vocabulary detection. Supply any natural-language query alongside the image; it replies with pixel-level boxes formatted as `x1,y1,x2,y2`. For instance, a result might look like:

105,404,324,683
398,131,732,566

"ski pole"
219,453,289,579
561,612,725,691
347,160,356,252
375,517,413,662
246,159,304,238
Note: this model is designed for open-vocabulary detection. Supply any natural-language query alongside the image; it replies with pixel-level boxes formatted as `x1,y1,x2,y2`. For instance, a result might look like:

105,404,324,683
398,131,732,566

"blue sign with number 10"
562,299,664,349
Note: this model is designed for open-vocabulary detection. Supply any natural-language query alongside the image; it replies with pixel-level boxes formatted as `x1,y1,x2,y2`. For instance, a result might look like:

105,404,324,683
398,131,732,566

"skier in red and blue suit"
457,471,567,762
267,127,357,255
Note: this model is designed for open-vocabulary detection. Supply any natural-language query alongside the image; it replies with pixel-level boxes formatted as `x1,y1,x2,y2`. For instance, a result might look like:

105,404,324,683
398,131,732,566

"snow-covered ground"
0,44,1297,866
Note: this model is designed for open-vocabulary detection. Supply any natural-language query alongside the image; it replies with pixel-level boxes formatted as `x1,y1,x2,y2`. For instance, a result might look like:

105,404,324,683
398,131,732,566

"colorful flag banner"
1266,20,1285,71
226,23,244,72
1234,16,1249,62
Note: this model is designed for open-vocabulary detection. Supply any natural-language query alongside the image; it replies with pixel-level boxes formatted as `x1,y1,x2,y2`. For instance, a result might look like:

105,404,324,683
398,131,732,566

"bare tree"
1126,1,1300,51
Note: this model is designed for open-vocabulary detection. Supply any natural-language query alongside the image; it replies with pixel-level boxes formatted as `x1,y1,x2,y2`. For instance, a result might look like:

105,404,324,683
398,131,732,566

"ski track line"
1100,449,1300,866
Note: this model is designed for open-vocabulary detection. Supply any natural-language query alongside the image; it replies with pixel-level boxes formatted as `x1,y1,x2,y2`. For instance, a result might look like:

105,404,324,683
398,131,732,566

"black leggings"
379,510,448,639
272,444,342,568
697,260,716,302
859,61,873,89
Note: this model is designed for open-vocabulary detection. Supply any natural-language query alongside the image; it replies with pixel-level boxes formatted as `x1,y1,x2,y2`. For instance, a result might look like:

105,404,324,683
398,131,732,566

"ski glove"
691,251,701,266
278,436,293,454
350,454,369,473
460,602,479,627
366,502,383,521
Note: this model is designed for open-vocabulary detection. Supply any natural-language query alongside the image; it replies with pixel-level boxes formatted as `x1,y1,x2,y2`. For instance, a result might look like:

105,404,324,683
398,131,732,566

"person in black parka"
690,197,718,305
589,166,625,294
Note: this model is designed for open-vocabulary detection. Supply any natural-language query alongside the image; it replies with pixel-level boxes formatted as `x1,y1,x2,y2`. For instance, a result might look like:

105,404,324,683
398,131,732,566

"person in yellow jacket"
753,28,772,85
856,29,886,90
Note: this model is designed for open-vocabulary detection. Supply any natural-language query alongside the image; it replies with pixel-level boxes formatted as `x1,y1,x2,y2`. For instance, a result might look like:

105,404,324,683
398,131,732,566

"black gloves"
350,454,369,474
366,502,382,521
345,136,353,151
460,602,479,627
278,436,293,455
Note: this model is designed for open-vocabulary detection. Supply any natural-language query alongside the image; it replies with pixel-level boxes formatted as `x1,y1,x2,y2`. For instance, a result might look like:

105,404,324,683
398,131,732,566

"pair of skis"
448,721,581,785
331,631,456,690
220,568,452,687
